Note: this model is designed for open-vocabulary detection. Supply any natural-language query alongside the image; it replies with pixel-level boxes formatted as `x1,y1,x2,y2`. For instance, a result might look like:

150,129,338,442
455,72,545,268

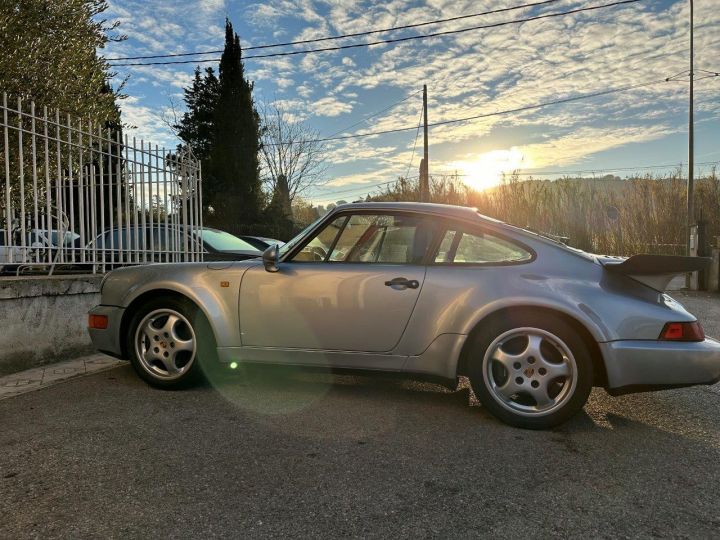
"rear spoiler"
601,255,712,291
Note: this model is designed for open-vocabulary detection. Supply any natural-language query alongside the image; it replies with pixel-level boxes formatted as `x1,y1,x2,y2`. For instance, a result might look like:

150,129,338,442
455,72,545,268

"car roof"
331,201,500,224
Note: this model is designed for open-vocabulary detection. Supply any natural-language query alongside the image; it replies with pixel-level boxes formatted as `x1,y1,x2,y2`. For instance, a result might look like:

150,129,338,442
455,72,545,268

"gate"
0,92,203,275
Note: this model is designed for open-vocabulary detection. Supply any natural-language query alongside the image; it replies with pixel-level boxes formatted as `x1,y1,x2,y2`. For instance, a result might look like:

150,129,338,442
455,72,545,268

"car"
86,225,261,263
238,235,285,250
0,228,52,265
87,202,720,429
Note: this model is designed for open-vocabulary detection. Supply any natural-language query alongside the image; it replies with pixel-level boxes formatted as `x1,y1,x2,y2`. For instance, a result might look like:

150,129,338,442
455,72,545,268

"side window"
114,227,138,250
290,217,347,262
327,213,435,264
435,230,457,263
434,228,532,264
152,227,175,252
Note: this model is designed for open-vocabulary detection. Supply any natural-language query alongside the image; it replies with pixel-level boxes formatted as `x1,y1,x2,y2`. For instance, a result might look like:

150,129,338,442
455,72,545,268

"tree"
260,101,328,221
175,67,219,162
204,20,263,232
0,0,124,123
0,1,124,234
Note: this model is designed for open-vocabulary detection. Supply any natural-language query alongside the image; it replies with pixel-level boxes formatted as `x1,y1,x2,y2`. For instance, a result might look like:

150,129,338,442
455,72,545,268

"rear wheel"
126,297,216,389
467,313,593,429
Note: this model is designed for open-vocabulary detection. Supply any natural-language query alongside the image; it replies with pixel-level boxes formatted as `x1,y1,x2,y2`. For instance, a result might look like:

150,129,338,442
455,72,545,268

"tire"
467,312,593,429
126,296,217,389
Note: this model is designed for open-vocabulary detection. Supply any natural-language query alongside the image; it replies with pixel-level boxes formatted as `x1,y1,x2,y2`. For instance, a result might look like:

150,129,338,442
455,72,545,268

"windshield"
279,214,326,257
50,231,80,246
198,229,258,252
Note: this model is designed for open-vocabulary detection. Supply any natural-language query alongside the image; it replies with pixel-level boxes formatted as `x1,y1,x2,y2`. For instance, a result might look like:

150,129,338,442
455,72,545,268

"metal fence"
0,93,203,275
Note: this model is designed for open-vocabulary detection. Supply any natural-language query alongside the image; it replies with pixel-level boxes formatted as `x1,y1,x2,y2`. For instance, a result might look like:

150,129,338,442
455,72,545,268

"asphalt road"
1,292,719,539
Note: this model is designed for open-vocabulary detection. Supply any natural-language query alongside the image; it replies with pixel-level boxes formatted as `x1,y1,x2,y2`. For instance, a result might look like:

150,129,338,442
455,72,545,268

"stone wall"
0,275,102,375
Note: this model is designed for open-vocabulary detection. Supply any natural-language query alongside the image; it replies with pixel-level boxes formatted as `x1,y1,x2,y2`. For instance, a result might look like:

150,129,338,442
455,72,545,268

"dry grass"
370,171,719,256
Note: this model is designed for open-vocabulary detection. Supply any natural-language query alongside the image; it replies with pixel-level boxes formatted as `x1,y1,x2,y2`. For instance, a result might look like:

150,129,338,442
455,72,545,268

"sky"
103,0,720,205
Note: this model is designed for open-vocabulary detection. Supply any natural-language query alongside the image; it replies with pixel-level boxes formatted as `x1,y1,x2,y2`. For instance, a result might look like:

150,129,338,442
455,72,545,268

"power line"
404,106,425,180
323,90,422,140
434,160,720,176
312,161,720,199
266,75,684,147
106,0,564,61
314,180,400,199
109,0,644,66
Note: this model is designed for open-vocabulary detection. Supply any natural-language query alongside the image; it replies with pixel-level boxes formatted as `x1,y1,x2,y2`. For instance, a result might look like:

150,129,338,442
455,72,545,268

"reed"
371,169,719,256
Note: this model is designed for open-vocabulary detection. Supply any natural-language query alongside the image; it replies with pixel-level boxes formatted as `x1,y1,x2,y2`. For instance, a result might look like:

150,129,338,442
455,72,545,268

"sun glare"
450,149,529,191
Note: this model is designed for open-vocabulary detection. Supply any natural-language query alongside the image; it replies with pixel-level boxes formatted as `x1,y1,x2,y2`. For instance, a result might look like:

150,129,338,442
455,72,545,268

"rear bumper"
87,305,126,359
600,337,720,395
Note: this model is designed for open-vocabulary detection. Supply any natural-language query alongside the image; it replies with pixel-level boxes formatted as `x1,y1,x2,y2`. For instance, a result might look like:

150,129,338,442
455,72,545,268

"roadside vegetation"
367,172,719,256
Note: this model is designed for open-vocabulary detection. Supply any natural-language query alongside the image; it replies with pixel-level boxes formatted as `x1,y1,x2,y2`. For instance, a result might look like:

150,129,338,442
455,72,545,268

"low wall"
0,275,102,376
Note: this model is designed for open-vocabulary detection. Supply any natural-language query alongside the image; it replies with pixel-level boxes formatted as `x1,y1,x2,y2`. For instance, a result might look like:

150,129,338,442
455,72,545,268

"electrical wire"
105,0,564,61
264,76,682,147
108,0,643,66
433,160,720,176
323,90,422,140
312,160,720,199
403,106,425,181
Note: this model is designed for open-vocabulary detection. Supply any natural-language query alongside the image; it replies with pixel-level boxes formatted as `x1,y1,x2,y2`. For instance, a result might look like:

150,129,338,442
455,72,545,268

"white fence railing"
0,93,203,275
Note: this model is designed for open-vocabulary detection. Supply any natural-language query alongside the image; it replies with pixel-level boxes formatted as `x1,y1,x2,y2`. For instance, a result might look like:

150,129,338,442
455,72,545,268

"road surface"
1,291,718,538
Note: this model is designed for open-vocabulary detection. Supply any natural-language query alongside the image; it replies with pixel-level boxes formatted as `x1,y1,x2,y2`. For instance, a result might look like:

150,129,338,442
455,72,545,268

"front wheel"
467,313,593,429
126,297,215,389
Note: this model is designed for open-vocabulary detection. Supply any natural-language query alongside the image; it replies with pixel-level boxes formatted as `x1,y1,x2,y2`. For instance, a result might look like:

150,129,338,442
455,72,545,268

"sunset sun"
451,149,529,191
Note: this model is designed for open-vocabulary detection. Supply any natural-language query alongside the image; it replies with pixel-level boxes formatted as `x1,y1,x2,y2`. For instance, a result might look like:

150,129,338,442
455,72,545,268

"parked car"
86,225,261,263
0,228,52,264
238,235,285,250
87,202,720,429
48,230,80,248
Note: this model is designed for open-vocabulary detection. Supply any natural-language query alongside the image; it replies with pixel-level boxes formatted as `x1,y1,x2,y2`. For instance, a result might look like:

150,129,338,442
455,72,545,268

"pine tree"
176,67,219,162
205,20,263,231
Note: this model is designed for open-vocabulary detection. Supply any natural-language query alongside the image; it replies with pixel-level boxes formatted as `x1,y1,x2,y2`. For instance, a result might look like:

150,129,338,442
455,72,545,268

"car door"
239,211,438,352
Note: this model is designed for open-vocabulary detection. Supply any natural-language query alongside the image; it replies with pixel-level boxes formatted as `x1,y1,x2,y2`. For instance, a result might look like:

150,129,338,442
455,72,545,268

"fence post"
2,93,12,261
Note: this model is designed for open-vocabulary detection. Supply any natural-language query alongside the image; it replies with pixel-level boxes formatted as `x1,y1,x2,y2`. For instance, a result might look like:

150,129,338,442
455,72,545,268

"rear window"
434,228,532,264
199,229,257,252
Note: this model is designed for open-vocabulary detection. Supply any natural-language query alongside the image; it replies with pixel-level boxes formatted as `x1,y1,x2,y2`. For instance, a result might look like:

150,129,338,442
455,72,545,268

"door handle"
384,277,420,289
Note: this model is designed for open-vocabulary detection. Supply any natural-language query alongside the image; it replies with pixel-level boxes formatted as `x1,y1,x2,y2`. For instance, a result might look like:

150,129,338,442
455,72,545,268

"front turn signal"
659,321,705,342
88,314,108,330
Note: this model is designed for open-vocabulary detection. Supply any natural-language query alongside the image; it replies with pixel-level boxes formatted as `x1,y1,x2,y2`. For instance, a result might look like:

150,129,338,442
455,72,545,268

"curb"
0,353,125,401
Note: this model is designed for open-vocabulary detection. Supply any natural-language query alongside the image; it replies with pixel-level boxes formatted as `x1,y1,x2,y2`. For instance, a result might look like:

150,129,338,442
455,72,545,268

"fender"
458,296,610,343
117,265,250,348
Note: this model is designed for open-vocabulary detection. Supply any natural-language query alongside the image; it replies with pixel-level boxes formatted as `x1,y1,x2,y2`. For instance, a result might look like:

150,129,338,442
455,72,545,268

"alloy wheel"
134,308,196,380
482,327,578,417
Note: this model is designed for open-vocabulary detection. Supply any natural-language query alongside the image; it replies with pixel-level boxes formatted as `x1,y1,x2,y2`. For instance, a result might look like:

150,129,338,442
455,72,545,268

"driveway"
0,291,719,538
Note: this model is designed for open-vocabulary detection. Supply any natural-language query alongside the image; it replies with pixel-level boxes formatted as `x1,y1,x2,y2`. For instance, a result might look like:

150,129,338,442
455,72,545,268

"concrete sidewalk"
0,353,123,401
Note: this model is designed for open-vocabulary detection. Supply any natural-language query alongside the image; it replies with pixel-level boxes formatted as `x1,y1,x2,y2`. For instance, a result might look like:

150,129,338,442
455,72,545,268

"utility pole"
421,84,429,202
688,0,694,254
686,0,695,289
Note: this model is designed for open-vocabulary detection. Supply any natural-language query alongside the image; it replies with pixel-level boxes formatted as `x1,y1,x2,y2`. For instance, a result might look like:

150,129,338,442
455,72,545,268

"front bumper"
87,305,126,359
600,337,720,395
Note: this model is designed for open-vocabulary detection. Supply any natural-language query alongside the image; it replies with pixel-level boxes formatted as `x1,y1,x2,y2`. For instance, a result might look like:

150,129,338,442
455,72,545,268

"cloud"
106,0,720,202
120,98,176,148
310,97,355,117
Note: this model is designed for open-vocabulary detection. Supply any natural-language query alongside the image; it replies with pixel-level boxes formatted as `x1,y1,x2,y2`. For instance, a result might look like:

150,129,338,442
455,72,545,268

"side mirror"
262,244,280,273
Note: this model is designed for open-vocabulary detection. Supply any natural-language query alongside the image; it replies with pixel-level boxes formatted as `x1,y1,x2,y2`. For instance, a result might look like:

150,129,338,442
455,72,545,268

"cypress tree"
206,20,263,231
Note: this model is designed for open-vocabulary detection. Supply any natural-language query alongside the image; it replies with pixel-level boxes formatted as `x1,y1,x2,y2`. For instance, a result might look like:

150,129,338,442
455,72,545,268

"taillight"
88,314,108,330
659,321,705,341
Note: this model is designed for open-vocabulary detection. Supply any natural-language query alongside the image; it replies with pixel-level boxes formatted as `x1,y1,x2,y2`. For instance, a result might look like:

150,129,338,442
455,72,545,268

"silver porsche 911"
88,202,720,429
